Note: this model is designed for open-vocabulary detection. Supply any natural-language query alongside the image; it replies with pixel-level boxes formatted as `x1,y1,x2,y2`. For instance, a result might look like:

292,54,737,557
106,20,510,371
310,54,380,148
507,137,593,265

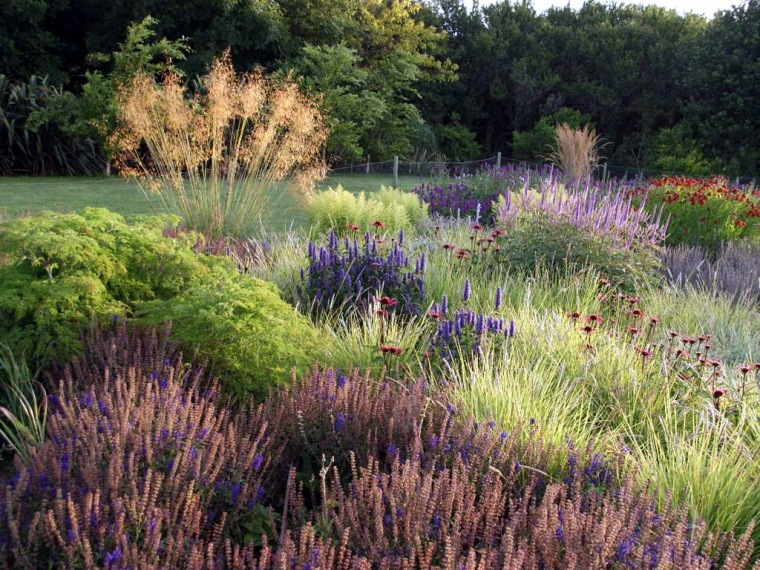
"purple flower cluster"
413,181,500,221
495,175,668,251
298,228,426,317
427,285,515,364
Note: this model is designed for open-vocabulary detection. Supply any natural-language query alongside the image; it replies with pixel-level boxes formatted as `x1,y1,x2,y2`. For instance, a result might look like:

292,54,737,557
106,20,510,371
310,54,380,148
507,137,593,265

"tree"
681,0,760,177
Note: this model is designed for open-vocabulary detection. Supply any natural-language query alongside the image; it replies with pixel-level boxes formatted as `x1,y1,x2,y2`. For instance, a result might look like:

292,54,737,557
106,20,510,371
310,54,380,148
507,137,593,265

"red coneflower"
346,223,360,231
667,330,679,338
378,296,398,307
442,243,456,250
626,326,640,335
712,388,725,399
626,296,640,304
627,309,645,318
371,220,385,228
649,317,661,326
581,325,596,334
471,224,484,231
455,249,471,259
428,310,443,319
599,278,611,286
374,309,390,317
739,364,752,374
566,311,581,320
492,228,505,237
380,345,403,355
585,314,604,324
637,347,653,357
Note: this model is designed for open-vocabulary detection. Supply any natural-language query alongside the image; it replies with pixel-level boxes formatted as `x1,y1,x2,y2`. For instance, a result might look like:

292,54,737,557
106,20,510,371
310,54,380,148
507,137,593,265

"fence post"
601,161,608,183
393,156,399,188
496,152,501,169
366,155,370,174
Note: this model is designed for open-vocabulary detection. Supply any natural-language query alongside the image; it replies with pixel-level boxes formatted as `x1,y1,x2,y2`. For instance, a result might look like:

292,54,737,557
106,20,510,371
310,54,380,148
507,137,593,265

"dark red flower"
379,296,398,307
380,345,403,355
471,224,484,231
712,389,725,399
566,311,581,320
346,223,360,231
371,220,385,228
585,314,604,324
581,325,596,334
428,311,443,319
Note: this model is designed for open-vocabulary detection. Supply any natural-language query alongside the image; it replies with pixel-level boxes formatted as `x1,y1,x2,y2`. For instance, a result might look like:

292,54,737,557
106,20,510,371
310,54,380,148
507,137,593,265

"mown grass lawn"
0,173,422,230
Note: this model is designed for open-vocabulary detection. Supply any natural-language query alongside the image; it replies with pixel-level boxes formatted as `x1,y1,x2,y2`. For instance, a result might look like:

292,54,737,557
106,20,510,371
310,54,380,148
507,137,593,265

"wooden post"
393,156,399,188
496,152,501,169
601,161,608,183
366,155,370,174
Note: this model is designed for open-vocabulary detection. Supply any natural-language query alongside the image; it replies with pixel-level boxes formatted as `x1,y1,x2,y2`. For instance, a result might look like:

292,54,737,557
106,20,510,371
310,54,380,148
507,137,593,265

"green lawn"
0,174,422,231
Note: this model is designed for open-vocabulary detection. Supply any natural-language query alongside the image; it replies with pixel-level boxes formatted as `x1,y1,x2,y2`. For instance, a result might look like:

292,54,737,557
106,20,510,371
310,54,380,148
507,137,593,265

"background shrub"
138,270,326,402
305,185,428,237
629,176,760,252
494,219,662,291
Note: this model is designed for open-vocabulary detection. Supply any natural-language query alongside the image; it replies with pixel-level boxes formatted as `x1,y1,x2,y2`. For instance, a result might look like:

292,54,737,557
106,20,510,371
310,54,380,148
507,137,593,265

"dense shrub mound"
0,208,325,400
2,326,755,569
0,208,208,366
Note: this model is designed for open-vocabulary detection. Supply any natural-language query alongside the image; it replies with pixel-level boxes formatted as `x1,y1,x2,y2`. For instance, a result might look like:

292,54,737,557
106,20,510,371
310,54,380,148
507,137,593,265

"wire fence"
326,154,757,188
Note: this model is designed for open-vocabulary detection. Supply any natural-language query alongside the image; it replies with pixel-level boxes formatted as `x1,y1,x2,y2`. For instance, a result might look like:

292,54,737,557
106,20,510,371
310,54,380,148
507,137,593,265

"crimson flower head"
371,220,385,228
566,311,581,320
442,243,456,250
739,364,752,374
379,296,398,307
455,249,471,259
585,314,604,324
581,325,596,334
649,317,661,326
346,223,360,231
374,309,390,317
755,363,760,371
380,345,403,355
471,224,484,231
428,310,443,319
491,228,505,237
627,309,645,318
712,389,725,399
667,330,679,338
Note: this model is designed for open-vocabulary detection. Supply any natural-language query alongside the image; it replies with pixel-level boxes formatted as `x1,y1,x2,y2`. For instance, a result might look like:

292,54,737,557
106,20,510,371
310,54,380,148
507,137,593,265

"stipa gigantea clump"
549,123,605,181
115,52,327,239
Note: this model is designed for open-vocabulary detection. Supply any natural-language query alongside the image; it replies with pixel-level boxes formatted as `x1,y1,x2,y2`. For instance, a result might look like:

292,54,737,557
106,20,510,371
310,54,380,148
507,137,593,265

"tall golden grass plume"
114,52,327,238
549,123,605,181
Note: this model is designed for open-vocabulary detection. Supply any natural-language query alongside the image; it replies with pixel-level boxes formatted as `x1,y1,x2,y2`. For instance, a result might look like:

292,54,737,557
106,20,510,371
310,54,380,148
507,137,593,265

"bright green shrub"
305,185,427,236
137,270,326,402
0,208,212,366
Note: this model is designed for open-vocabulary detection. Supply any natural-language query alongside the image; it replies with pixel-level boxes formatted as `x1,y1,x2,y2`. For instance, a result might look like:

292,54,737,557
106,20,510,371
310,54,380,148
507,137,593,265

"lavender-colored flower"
252,454,264,471
334,412,346,432
387,443,398,459
462,279,471,302
494,286,503,310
